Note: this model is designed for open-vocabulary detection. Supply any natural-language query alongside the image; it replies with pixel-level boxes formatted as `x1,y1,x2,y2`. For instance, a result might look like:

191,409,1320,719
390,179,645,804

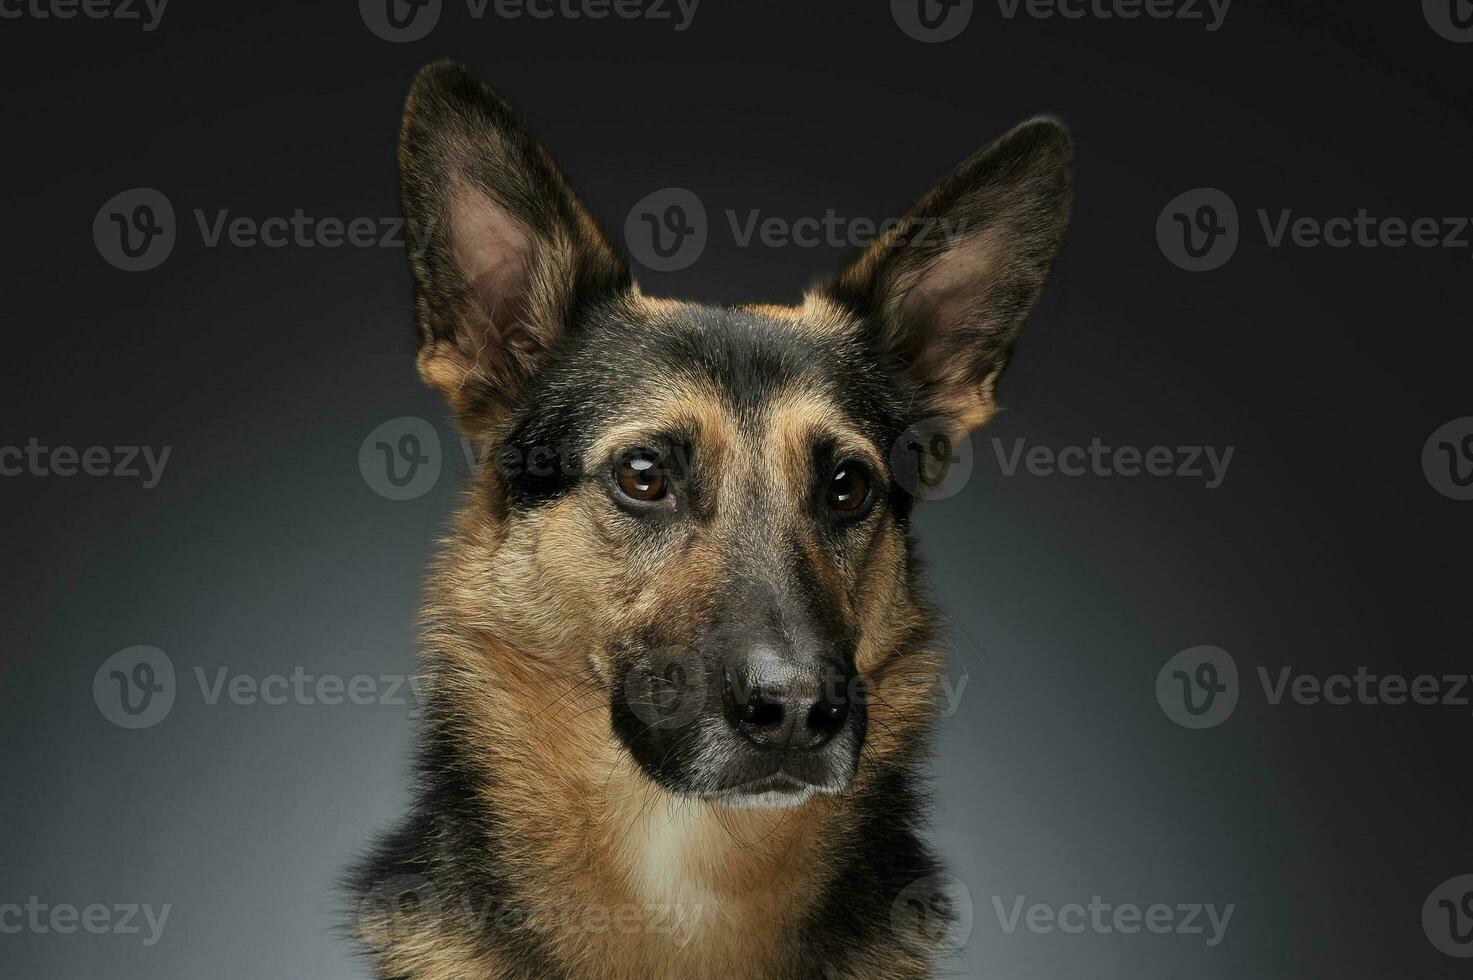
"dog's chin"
624,744,856,810
702,773,845,811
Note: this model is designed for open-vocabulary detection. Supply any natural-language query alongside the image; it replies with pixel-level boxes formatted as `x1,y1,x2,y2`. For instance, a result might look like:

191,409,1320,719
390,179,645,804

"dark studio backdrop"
2,1,1471,977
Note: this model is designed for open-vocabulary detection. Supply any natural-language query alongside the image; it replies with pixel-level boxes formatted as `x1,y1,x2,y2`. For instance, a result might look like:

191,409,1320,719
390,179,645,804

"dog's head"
399,61,1070,809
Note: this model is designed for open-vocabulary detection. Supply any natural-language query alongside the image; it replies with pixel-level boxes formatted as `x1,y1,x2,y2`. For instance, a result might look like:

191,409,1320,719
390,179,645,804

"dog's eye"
827,461,871,516
615,452,668,504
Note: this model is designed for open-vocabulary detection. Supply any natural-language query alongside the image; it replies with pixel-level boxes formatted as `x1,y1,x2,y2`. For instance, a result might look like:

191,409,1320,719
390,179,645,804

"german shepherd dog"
349,60,1071,979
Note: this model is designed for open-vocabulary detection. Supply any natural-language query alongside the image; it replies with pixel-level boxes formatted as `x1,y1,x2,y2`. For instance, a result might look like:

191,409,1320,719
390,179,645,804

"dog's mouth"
702,772,844,810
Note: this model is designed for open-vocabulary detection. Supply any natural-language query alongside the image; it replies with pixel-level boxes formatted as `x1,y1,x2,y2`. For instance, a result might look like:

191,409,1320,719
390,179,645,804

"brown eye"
827,461,871,515
616,452,668,503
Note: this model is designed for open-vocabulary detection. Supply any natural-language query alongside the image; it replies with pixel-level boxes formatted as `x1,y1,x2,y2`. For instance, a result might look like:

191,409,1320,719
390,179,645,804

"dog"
349,59,1071,980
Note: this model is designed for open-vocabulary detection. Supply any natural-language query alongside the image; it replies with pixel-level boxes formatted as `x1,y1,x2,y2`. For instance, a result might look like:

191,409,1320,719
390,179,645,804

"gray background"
3,0,1472,976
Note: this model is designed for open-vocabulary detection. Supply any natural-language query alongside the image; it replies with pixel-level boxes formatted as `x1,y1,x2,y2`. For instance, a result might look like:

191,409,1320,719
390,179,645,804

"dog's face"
399,61,1071,809
497,300,911,808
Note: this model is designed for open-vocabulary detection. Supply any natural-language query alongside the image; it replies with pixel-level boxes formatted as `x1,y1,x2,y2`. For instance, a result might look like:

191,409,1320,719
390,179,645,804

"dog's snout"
724,645,853,751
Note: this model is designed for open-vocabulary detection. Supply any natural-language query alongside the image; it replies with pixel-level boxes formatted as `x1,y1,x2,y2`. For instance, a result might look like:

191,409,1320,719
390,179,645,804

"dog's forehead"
530,298,833,406
573,298,887,450
615,298,845,392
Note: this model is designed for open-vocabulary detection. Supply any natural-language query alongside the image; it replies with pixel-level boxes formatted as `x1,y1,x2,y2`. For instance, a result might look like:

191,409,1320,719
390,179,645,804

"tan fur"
377,306,943,977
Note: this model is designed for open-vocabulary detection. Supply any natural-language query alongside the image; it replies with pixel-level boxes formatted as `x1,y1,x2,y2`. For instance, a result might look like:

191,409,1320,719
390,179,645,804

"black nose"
724,646,853,750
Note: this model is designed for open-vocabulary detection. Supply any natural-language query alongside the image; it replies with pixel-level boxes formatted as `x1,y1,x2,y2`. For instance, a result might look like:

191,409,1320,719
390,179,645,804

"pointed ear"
823,118,1072,433
399,60,630,433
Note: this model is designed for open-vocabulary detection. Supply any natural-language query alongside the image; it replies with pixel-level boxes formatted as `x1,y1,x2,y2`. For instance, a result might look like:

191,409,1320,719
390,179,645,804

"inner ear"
895,228,1011,381
450,184,539,357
